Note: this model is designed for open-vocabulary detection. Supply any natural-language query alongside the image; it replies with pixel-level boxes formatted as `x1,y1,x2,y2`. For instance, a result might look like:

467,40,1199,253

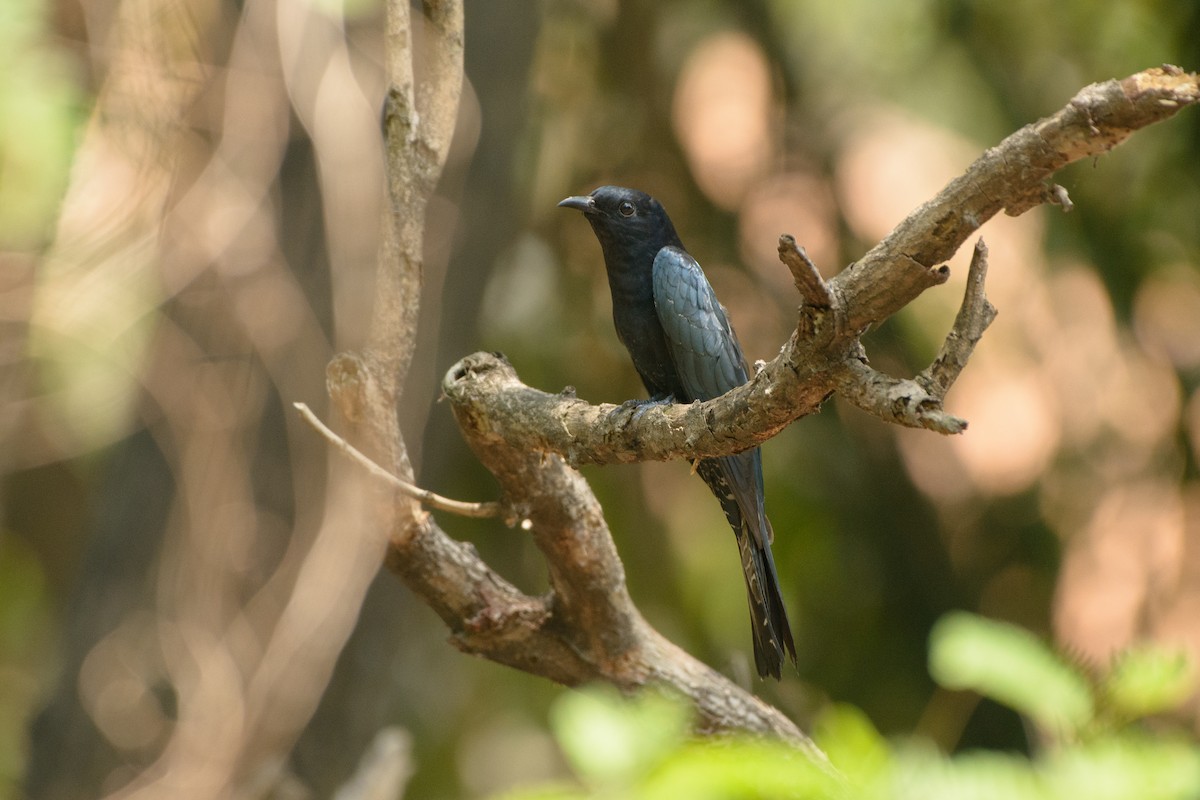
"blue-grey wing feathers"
651,246,747,400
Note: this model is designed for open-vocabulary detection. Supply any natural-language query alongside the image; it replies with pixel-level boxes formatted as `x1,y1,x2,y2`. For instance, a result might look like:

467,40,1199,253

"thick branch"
443,349,839,466
445,366,821,748
321,0,819,748
444,66,1198,465
327,350,818,743
318,60,1196,753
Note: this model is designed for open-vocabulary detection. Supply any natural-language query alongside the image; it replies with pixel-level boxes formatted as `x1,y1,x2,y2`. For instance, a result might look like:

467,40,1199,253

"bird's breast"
611,294,683,400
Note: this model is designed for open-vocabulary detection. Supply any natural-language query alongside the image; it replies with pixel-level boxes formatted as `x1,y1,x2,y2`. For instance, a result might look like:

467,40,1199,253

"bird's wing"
650,245,749,400
652,246,772,548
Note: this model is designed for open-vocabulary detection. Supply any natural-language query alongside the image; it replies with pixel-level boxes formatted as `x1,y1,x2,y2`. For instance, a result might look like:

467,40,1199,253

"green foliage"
551,686,692,789
0,0,82,247
1100,645,1199,723
929,612,1094,736
918,614,1200,800
0,537,54,788
497,686,841,800
498,614,1200,800
930,613,1200,746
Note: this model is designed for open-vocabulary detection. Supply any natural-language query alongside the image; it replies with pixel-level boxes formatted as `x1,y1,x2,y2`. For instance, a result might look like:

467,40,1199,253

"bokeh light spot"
672,32,775,210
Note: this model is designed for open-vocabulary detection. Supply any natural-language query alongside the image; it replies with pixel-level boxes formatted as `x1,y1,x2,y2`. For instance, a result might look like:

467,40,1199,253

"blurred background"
2,0,1199,797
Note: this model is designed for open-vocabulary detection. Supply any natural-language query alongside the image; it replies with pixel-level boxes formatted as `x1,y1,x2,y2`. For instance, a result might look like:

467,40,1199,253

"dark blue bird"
559,185,796,679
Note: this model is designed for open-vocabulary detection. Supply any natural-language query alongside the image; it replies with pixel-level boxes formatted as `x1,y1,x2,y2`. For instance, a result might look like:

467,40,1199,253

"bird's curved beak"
557,195,594,213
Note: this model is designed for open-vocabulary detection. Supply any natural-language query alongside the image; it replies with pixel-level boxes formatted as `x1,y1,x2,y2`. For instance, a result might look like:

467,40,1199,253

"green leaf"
549,685,692,788
492,783,589,800
1042,735,1200,800
929,612,1093,735
1100,645,1197,720
814,703,891,788
888,744,1048,800
641,737,845,800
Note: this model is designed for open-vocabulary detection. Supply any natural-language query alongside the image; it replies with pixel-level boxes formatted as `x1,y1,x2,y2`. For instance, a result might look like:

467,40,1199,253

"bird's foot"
608,395,675,422
633,394,675,421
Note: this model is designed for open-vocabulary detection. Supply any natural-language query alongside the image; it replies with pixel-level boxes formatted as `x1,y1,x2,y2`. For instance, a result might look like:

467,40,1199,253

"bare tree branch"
444,66,1200,466
835,359,969,435
314,0,822,749
330,0,463,548
443,373,820,746
917,239,998,400
293,402,503,519
778,234,833,310
834,66,1199,334
839,238,998,433
316,49,1197,755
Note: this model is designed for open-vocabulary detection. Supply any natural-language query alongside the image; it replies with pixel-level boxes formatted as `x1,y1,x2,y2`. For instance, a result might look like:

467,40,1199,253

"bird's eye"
618,200,635,217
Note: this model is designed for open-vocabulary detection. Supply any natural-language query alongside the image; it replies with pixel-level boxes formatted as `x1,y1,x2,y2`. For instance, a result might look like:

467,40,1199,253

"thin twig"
294,402,502,518
777,234,833,309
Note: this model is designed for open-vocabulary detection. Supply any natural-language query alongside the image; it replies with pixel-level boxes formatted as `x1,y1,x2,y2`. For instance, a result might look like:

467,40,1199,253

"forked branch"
839,238,997,432
313,48,1197,751
446,66,1199,465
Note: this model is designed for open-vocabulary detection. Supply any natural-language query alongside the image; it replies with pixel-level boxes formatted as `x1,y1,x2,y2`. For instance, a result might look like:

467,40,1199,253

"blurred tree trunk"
25,0,223,794
25,0,373,795
26,432,175,798
291,5,541,795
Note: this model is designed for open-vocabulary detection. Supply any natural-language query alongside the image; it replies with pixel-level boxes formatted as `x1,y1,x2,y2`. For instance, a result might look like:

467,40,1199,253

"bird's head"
558,185,683,265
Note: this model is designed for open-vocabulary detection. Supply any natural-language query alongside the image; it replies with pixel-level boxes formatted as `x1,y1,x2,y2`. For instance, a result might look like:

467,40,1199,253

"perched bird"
559,185,796,679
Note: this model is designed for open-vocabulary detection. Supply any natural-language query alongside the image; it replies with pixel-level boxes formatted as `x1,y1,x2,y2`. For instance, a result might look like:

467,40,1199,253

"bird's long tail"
735,515,796,679
695,458,796,679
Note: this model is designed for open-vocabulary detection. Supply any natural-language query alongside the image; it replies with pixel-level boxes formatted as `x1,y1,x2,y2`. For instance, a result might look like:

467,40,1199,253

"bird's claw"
607,395,675,423
633,394,674,421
